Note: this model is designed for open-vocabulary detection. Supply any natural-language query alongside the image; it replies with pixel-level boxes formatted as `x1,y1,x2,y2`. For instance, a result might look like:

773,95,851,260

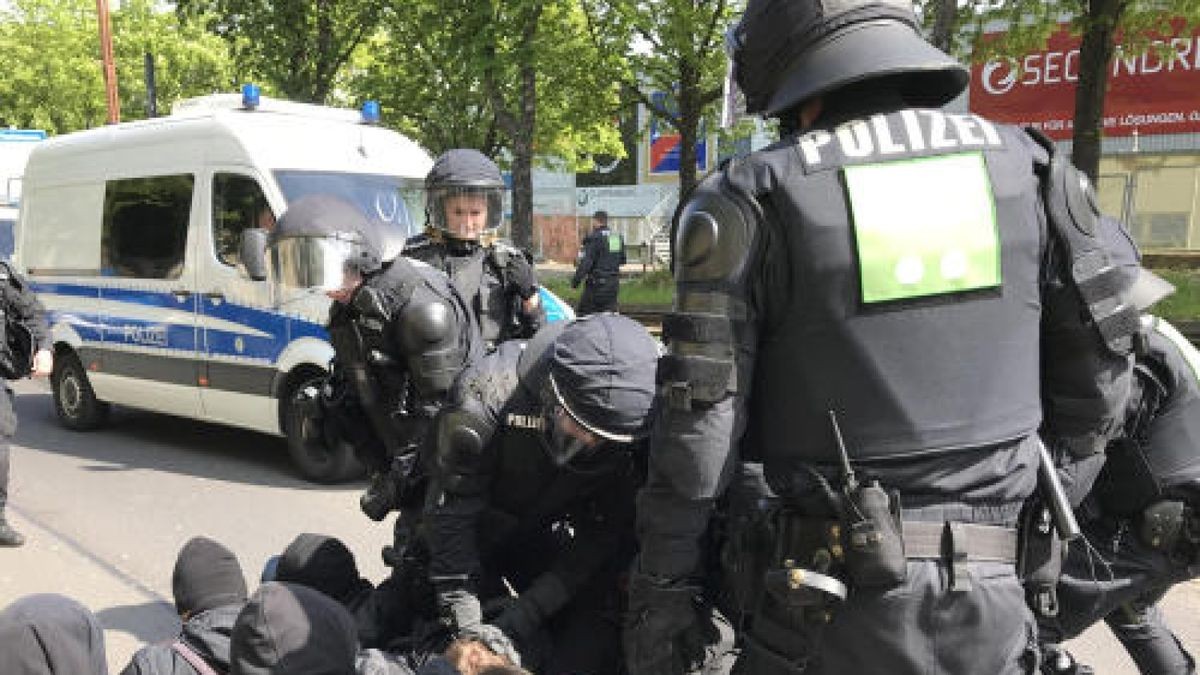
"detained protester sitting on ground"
230,581,521,675
270,533,377,644
121,536,249,675
0,593,109,675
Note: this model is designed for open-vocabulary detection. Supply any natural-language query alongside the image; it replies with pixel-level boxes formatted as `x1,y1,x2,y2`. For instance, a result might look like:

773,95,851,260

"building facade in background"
969,18,1200,251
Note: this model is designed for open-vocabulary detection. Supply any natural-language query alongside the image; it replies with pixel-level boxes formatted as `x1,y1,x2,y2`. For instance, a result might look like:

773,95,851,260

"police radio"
829,411,907,588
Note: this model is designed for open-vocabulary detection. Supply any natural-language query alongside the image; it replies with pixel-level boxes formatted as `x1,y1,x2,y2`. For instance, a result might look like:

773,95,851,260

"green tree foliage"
582,0,738,201
358,0,623,249
915,0,1200,183
0,0,233,134
176,0,384,104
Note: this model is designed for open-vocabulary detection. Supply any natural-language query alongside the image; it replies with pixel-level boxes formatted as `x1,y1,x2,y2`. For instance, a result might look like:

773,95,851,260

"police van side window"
213,174,272,267
102,175,193,280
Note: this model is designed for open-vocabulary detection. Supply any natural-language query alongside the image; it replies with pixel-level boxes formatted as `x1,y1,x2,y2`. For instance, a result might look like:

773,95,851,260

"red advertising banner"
969,19,1200,140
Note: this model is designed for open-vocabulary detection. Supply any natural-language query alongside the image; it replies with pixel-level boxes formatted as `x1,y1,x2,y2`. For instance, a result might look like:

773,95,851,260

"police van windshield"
274,171,425,251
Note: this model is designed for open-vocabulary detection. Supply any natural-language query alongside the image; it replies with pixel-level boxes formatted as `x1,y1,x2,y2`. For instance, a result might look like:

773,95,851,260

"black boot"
0,519,25,547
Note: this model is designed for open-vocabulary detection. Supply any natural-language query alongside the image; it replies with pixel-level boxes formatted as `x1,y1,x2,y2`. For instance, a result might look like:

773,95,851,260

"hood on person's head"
230,581,358,675
275,533,364,604
0,593,108,675
173,536,249,617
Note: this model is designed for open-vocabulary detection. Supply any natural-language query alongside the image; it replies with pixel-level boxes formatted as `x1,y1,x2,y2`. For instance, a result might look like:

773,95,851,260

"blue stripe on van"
32,282,328,362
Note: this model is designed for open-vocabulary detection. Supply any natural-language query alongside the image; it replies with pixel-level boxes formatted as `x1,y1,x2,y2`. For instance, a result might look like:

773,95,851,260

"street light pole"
95,0,120,124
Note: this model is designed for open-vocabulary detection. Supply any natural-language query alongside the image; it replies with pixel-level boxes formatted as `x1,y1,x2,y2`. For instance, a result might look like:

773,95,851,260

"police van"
17,90,568,482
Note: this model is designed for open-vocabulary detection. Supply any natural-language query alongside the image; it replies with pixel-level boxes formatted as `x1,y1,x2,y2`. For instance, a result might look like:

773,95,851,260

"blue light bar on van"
242,83,261,110
361,100,381,125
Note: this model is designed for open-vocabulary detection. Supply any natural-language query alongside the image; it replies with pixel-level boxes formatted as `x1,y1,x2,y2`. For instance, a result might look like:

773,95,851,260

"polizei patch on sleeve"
845,152,1000,305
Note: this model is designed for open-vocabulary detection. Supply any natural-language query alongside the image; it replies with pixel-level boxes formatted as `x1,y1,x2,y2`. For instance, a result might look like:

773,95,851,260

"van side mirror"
240,229,269,281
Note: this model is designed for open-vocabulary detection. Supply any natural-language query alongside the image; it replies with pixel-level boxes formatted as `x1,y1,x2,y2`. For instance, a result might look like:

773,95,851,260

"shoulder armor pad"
434,408,494,495
674,170,761,283
1027,128,1139,355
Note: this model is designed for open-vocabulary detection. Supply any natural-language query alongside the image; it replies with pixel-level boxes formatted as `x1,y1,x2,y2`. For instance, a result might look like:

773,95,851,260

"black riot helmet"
424,149,505,241
270,195,384,293
727,0,969,118
520,314,660,468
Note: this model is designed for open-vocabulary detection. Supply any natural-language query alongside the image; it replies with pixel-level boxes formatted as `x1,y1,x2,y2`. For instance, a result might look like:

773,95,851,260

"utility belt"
769,512,1019,602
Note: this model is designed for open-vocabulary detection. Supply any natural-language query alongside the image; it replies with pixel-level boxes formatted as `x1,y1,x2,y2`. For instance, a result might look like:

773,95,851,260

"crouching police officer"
424,314,659,674
405,149,542,350
269,193,480,511
625,1,1139,673
1039,276,1200,674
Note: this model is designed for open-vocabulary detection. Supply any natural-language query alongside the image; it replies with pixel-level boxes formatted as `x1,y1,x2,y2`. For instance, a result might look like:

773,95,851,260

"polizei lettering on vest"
799,110,1004,167
506,412,544,431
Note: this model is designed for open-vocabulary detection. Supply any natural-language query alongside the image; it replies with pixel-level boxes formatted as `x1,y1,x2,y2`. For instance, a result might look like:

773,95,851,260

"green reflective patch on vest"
845,152,1000,304
1152,317,1200,384
607,233,622,253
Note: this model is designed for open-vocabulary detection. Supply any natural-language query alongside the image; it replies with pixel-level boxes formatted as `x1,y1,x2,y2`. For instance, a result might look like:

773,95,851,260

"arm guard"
637,168,765,580
1028,129,1140,355
1028,129,1136,458
659,170,761,412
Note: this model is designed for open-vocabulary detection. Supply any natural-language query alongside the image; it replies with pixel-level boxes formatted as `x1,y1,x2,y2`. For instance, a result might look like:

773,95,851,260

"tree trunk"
1072,0,1125,184
929,0,958,53
510,62,538,251
676,61,700,203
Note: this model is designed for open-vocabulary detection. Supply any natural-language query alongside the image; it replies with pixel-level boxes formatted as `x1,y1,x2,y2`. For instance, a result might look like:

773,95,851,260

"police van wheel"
51,353,110,431
282,376,361,484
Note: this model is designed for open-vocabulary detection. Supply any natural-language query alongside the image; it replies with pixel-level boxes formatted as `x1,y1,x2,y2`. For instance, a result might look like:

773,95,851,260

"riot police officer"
1038,276,1200,675
571,210,626,315
424,314,660,674
269,193,481,509
0,260,51,548
405,149,542,350
625,1,1139,673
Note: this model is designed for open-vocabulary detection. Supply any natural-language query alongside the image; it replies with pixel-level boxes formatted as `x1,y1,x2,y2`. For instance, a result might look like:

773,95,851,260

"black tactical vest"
740,109,1045,464
406,236,513,348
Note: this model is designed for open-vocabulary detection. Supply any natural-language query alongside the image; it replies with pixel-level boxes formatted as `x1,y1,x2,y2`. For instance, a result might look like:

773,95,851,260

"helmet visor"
270,235,370,291
428,186,504,240
539,374,635,468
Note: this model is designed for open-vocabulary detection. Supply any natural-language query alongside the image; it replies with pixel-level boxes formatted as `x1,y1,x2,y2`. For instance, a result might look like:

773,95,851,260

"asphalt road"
1,378,1197,673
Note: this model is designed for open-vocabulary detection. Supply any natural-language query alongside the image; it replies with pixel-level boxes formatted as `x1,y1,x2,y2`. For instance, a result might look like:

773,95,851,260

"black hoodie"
0,593,108,675
230,582,358,675
119,604,242,675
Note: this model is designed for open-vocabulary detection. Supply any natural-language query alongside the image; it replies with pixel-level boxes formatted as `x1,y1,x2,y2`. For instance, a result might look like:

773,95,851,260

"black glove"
623,573,707,675
492,574,569,642
506,254,538,300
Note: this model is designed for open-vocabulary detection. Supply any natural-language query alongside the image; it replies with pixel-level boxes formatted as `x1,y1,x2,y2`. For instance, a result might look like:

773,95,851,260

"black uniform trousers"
578,276,619,316
0,383,15,518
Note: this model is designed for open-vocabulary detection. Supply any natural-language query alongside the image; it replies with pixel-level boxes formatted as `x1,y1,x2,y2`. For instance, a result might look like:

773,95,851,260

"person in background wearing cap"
423,314,670,674
625,1,1141,673
571,210,626,316
1035,250,1200,674
405,149,542,351
0,593,108,675
120,536,248,675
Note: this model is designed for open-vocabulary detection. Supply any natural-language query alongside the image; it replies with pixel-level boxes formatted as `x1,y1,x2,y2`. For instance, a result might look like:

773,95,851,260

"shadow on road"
11,388,364,492
97,600,180,646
